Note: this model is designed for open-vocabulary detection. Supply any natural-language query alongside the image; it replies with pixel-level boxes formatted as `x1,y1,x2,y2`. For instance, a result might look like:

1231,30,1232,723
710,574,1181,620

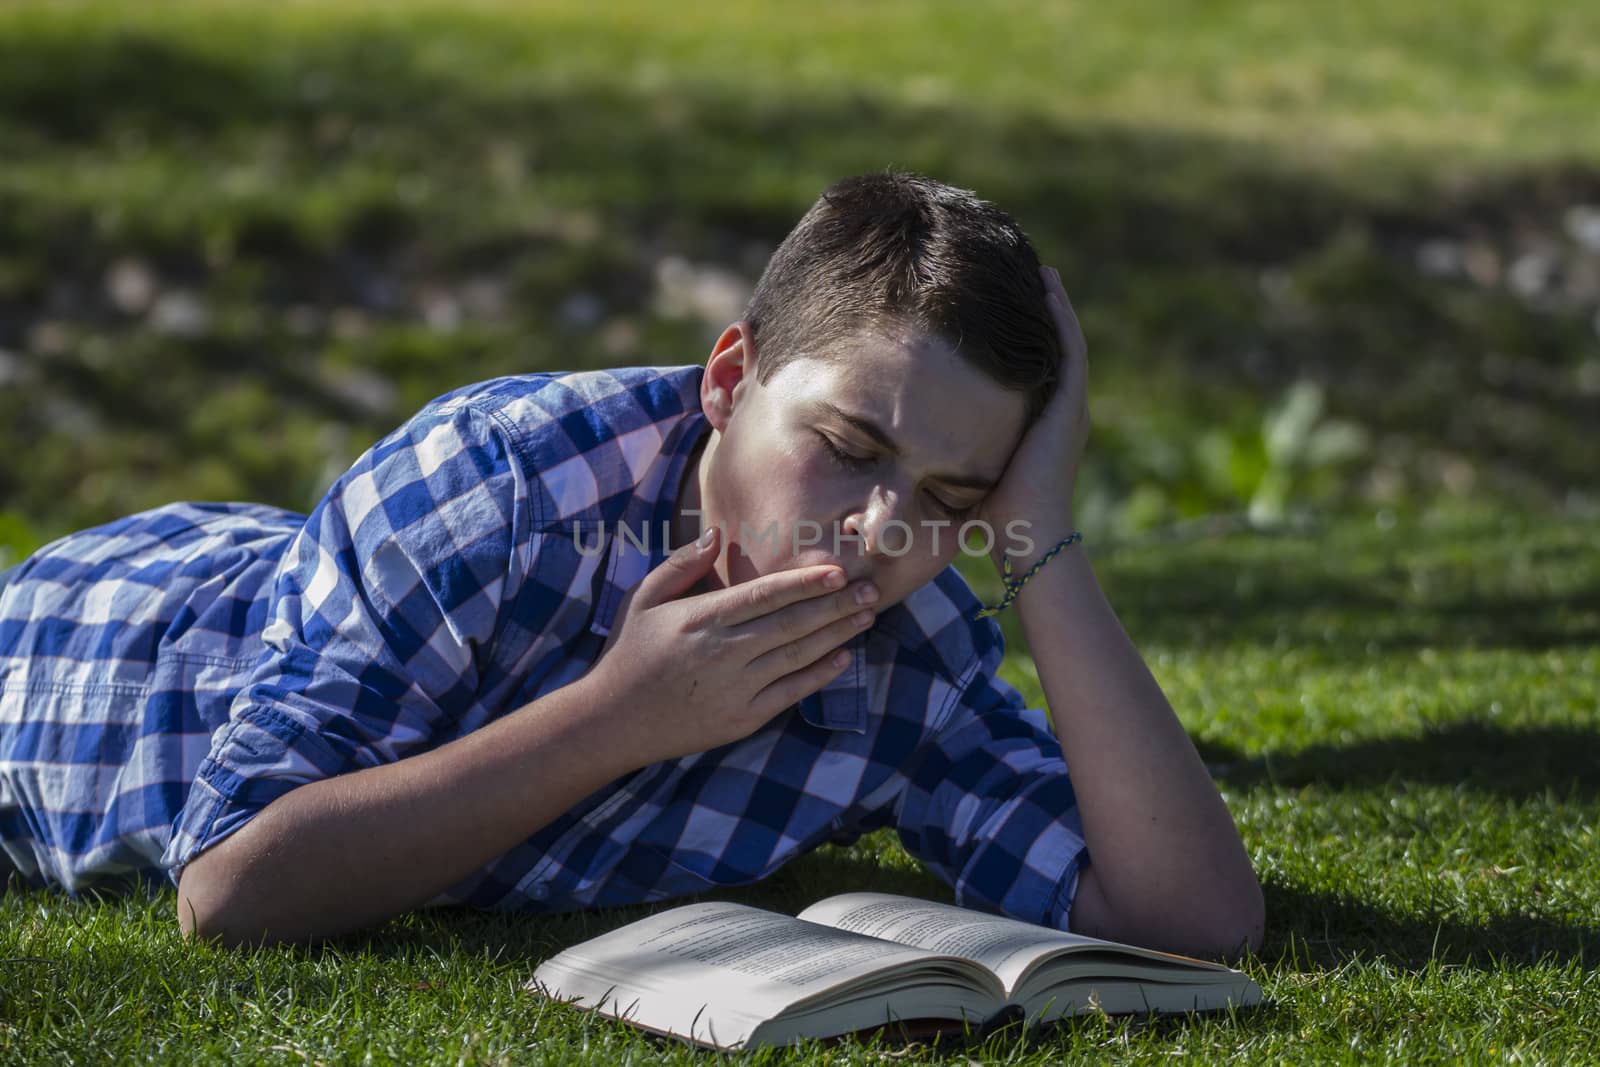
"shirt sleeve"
162,397,537,882
892,635,1088,931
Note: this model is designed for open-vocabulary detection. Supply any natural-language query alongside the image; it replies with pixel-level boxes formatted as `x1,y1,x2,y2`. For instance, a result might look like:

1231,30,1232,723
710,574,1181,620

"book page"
532,901,976,1047
798,893,1189,992
629,902,937,991
531,908,1004,1049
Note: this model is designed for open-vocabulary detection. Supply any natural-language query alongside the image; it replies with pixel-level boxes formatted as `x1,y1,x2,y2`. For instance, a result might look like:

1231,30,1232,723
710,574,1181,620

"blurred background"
1,0,1596,565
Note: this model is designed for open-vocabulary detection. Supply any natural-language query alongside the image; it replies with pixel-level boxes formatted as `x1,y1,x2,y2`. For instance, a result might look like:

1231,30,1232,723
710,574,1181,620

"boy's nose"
841,487,909,557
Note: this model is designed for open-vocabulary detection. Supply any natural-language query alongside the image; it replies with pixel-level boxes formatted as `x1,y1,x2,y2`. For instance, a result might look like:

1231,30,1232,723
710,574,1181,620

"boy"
0,173,1263,956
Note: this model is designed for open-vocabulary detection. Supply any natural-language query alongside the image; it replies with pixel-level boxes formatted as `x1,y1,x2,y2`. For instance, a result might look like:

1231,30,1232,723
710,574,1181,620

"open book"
529,892,1260,1050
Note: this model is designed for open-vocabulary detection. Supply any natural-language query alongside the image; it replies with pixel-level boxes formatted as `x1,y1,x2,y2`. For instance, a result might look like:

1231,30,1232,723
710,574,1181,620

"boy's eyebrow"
813,400,998,491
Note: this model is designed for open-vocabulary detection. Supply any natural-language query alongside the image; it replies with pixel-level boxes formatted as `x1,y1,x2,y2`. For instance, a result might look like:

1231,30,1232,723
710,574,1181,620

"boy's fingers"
748,609,872,681
739,580,877,656
702,563,851,627
1041,265,1088,366
633,526,720,609
749,648,852,723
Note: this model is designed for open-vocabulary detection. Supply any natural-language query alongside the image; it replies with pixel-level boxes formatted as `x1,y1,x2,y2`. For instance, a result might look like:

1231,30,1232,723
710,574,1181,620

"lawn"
1,0,1597,553
5,510,1596,1064
2,2,1598,1063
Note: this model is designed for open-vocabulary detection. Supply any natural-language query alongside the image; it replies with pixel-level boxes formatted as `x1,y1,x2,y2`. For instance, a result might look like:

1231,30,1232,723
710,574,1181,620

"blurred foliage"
0,1,1597,549
1076,380,1373,536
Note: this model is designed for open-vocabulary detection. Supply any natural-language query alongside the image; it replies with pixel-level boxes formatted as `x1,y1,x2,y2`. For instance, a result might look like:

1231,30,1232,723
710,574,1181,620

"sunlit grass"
1,9,1596,1056
7,0,1600,164
5,512,1598,1063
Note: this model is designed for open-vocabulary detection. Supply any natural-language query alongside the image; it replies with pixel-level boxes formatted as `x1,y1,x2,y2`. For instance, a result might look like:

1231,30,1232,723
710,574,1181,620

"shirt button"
529,881,549,901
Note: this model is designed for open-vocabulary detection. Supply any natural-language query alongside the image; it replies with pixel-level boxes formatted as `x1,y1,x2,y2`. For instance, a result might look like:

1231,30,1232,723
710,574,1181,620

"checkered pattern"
0,365,1086,928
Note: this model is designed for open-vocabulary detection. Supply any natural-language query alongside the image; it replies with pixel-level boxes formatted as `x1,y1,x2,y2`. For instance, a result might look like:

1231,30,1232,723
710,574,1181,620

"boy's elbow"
175,848,276,949
176,867,241,947
1073,866,1264,960
1202,876,1265,961
176,888,225,945
1228,880,1266,958
1166,872,1265,961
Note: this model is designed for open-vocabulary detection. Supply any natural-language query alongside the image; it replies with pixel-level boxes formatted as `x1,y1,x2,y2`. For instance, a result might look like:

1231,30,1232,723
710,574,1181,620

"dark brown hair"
745,171,1062,423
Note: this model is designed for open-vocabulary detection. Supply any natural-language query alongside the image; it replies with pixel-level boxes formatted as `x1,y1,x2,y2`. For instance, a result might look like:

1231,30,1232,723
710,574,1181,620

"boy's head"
744,171,1062,425
687,172,1067,607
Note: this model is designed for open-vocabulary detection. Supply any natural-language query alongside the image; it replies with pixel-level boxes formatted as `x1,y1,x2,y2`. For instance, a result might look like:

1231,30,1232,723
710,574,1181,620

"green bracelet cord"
974,531,1084,618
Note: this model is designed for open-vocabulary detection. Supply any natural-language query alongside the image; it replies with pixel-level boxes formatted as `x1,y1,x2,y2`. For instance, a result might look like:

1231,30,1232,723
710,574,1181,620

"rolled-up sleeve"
892,645,1088,931
162,398,534,882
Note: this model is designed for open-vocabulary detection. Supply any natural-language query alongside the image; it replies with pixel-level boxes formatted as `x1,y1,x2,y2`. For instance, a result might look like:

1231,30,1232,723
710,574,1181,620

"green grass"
7,0,1600,161
1,0,1598,555
1,3,1597,1062
5,511,1598,1064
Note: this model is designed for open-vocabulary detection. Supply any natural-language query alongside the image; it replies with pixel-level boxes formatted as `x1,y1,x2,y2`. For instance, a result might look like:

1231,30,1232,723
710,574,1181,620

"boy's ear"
701,321,757,433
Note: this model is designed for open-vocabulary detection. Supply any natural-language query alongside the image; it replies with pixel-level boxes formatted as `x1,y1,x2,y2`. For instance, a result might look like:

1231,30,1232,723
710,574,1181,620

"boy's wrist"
520,665,661,779
974,519,1083,619
990,513,1077,573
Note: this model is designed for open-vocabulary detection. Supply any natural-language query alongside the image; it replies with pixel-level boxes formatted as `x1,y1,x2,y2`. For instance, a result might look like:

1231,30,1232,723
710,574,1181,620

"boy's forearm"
1014,547,1263,956
176,672,645,947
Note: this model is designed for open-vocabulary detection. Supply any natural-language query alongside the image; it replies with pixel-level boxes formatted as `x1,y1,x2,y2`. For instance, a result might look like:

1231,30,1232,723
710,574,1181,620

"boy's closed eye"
815,432,982,519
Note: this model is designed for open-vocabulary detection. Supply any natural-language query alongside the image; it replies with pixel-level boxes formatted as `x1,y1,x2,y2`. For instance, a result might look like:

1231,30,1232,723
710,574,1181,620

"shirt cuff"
1044,847,1087,932
160,704,341,884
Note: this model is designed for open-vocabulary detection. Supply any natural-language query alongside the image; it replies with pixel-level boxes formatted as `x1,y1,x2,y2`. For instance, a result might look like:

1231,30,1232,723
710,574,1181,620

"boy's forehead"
767,329,1027,467
797,326,1007,399
784,325,968,394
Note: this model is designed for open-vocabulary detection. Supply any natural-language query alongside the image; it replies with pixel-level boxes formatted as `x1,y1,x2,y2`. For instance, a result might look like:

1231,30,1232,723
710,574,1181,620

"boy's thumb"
633,525,719,608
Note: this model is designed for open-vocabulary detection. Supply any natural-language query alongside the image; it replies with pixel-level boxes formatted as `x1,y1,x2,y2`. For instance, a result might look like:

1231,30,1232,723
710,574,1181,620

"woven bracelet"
974,531,1084,618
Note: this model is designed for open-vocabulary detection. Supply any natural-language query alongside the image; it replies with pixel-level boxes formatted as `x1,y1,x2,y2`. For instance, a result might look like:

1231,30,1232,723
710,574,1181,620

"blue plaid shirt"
0,366,1087,927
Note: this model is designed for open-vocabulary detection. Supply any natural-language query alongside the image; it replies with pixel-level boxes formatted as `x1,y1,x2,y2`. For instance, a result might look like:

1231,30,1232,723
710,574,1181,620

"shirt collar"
590,407,709,638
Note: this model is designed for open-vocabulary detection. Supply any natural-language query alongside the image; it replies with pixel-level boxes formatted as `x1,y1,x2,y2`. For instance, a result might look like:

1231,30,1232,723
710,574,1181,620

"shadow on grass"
1197,721,1600,801
1264,883,1600,970
3,24,1600,532
359,828,1597,981
344,837,959,964
1092,523,1600,655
